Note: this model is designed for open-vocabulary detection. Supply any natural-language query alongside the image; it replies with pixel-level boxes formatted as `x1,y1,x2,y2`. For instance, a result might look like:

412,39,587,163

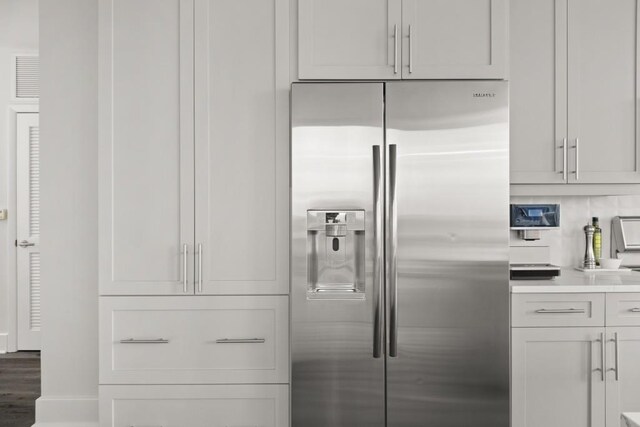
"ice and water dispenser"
306,210,365,298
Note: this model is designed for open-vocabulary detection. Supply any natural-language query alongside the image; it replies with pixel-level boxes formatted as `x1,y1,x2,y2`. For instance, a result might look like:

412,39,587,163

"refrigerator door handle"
373,145,384,358
389,144,398,358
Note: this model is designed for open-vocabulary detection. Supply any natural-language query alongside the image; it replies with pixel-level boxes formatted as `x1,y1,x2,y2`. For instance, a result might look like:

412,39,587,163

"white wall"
38,0,99,425
0,0,38,353
510,195,640,267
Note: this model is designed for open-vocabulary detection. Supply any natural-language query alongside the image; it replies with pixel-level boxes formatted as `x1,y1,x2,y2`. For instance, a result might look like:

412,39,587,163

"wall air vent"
15,55,39,99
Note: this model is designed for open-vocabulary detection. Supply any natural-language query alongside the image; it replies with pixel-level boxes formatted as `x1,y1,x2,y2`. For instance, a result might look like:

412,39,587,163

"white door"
194,0,289,295
297,0,402,79
567,0,640,183
605,328,640,427
98,0,195,295
401,0,508,79
509,0,569,184
16,113,40,350
511,327,606,427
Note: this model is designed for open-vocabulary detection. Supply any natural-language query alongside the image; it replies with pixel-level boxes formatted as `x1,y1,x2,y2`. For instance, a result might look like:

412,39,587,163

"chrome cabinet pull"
561,138,568,181
182,243,188,293
197,243,203,293
408,25,413,74
630,307,640,313
535,308,586,314
599,332,605,381
614,332,620,381
388,144,398,358
18,240,35,248
372,145,384,359
573,138,580,181
215,338,265,344
120,338,169,344
393,25,399,74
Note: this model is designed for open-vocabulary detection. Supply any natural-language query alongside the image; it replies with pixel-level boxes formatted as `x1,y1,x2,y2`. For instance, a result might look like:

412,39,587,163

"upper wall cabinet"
298,0,402,79
510,0,640,185
400,0,507,79
298,0,508,80
99,0,289,295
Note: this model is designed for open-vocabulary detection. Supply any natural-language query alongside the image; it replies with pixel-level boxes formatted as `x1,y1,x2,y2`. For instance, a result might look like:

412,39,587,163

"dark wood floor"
0,352,40,427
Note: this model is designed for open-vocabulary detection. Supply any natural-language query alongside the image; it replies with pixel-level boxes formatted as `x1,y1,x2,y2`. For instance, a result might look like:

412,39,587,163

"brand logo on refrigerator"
473,92,496,98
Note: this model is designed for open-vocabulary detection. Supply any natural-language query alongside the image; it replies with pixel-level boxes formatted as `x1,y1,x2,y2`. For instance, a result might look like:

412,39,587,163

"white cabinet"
567,0,640,184
298,0,507,80
511,293,605,327
298,0,401,79
511,327,606,427
509,0,566,184
400,0,507,79
194,0,289,295
99,0,289,296
510,0,640,185
100,384,289,427
99,0,195,295
512,292,640,427
605,328,640,427
99,296,289,385
98,1,291,425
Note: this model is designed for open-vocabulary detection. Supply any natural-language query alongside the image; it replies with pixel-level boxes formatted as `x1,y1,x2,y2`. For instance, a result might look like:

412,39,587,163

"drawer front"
606,293,640,326
99,296,288,384
100,384,288,427
511,293,605,327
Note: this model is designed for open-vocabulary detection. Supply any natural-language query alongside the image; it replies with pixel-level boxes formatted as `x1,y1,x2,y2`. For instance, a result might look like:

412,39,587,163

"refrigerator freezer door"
385,81,510,427
291,83,385,427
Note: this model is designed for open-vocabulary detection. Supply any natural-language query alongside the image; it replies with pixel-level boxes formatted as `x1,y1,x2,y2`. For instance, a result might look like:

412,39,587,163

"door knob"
18,240,34,248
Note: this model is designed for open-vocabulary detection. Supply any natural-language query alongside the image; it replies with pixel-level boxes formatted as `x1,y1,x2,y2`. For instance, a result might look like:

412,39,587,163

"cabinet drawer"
99,296,289,384
511,293,605,327
99,384,288,427
606,293,640,326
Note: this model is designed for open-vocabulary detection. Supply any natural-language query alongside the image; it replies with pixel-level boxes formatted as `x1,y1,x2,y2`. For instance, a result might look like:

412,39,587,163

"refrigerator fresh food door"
385,81,510,427
291,83,386,427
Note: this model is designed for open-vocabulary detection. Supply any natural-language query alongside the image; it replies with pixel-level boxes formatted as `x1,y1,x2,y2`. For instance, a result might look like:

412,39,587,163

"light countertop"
511,268,640,293
623,413,640,427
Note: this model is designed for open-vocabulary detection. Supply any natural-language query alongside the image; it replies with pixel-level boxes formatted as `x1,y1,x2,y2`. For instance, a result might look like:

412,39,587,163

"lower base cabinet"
512,293,640,427
99,384,289,427
511,327,606,427
606,328,640,427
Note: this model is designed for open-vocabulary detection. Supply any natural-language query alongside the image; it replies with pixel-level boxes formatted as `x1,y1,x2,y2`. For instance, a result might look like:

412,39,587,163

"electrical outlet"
0,209,7,220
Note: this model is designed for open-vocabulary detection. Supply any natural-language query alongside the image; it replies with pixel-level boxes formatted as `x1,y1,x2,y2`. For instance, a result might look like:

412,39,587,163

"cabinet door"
100,384,288,427
567,0,640,183
512,328,606,427
99,0,195,295
298,0,402,79
401,0,507,79
605,328,640,427
194,0,289,295
510,0,568,184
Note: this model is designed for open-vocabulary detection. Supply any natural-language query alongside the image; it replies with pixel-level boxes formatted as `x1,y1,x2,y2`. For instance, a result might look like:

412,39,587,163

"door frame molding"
5,104,38,353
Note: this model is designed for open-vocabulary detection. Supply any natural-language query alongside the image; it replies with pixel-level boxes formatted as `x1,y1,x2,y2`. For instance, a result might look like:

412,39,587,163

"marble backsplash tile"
510,195,640,267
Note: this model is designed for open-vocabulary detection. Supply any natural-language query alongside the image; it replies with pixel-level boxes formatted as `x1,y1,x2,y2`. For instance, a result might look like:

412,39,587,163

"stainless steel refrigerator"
291,81,509,427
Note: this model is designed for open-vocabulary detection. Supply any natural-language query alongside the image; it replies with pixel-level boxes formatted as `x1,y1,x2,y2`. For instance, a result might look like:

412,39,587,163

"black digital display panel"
510,204,560,228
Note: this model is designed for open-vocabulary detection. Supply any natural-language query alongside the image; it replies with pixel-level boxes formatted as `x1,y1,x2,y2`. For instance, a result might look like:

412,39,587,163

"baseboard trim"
35,396,98,425
0,333,8,353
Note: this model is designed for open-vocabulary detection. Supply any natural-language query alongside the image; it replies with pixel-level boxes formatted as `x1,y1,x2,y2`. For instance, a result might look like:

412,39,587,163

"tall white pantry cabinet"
97,0,290,425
